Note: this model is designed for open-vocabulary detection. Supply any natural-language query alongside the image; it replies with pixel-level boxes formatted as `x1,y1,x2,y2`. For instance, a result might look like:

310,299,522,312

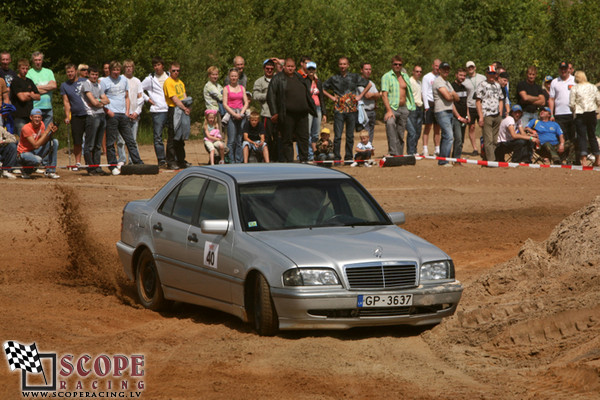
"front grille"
307,305,451,319
345,263,417,289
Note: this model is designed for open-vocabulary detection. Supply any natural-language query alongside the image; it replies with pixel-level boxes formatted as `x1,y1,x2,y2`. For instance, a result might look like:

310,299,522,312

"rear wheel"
136,249,167,311
253,274,278,336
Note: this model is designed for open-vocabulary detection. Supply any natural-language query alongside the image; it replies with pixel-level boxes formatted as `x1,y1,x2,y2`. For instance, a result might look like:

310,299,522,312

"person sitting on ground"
351,131,374,167
242,111,269,163
524,107,574,165
0,125,18,179
17,108,59,179
314,127,334,164
495,105,539,163
203,109,226,165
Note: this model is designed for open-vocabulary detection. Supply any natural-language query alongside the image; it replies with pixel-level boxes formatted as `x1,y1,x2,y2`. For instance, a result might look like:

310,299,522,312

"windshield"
238,179,390,231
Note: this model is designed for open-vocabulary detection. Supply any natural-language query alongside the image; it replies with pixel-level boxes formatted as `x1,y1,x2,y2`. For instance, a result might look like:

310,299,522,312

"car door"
181,179,238,304
150,176,206,289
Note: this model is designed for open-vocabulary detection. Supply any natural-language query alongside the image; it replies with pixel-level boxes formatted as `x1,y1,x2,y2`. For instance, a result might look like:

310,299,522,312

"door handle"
152,222,163,232
187,233,198,243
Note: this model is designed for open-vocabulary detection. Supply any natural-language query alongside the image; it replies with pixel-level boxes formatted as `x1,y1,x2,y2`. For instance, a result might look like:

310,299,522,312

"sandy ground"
1,123,599,399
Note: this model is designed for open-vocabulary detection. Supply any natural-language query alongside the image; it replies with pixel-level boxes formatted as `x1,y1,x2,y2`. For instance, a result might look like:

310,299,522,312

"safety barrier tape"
3,156,599,171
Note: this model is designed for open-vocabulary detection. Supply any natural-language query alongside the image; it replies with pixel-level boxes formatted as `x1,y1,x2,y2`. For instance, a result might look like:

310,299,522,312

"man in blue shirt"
525,107,574,164
100,60,143,174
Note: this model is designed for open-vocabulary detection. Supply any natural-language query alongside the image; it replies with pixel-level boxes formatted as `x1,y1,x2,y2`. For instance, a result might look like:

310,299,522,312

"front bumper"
270,281,463,330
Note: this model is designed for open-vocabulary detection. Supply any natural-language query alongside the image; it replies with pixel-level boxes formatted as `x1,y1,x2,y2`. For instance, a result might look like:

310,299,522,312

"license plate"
357,294,413,308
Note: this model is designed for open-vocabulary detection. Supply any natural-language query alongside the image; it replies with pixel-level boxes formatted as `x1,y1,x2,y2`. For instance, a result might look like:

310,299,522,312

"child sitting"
351,131,374,167
203,109,226,165
242,111,270,163
314,128,334,164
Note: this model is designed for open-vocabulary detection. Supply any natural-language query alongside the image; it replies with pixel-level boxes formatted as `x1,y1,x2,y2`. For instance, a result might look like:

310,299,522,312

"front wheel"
136,249,167,311
253,274,278,336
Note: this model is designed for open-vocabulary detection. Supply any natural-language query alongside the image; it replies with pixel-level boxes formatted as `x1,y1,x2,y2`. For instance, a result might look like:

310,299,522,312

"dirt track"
1,126,599,399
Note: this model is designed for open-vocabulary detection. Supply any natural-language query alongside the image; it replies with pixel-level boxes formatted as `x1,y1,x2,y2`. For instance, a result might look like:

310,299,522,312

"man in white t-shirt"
142,56,169,167
549,61,575,144
122,59,143,164
421,59,441,156
432,62,459,166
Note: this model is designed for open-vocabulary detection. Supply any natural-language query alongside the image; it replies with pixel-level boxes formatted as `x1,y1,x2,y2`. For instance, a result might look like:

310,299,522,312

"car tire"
253,274,278,336
136,249,167,311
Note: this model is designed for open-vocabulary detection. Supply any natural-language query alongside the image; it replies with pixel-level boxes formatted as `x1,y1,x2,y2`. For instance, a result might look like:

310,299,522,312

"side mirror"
200,219,229,235
388,212,405,225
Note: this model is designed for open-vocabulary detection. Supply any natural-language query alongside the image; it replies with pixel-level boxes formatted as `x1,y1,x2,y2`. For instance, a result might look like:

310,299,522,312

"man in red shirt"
17,108,59,179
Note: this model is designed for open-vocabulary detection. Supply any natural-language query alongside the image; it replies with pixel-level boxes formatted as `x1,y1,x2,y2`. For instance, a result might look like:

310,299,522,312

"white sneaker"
111,167,121,176
364,161,372,168
36,168,45,174
2,171,16,179
12,169,21,174
45,172,60,179
350,162,358,167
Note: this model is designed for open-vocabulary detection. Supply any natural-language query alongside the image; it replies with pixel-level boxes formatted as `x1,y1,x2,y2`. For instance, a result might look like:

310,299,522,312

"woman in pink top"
223,68,249,163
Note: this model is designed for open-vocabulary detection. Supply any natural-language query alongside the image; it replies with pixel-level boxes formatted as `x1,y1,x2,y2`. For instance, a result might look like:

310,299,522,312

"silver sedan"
117,164,462,335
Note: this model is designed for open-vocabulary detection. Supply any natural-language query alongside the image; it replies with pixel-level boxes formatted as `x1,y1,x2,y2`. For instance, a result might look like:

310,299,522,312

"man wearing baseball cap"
475,65,504,161
496,104,538,163
17,108,60,179
524,106,574,164
463,61,485,155
548,61,575,147
432,62,459,166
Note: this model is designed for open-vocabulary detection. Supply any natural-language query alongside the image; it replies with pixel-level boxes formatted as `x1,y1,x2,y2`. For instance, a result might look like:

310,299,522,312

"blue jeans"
0,142,17,170
521,111,537,129
84,114,106,172
435,110,454,165
115,117,141,164
106,113,142,169
333,110,357,160
151,112,168,164
406,107,423,155
227,111,246,163
19,138,59,173
307,106,322,161
41,109,53,129
451,117,465,158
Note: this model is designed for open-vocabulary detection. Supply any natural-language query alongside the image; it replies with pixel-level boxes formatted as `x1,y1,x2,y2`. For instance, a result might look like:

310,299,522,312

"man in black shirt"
0,52,18,89
9,59,40,137
267,58,316,162
517,65,545,127
451,67,470,160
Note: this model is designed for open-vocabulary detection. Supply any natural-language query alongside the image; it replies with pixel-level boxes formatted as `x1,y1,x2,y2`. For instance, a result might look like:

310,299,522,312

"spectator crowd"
1,50,599,179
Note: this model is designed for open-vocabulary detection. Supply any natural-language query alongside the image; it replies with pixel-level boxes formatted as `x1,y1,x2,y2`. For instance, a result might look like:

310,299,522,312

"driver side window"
197,180,230,223
159,177,206,223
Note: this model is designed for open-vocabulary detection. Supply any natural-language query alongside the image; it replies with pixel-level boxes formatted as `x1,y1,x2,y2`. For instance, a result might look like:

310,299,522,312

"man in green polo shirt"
26,51,56,128
381,54,415,156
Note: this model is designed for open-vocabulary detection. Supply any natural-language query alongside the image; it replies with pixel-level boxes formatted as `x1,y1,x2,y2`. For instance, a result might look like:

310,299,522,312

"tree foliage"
2,0,599,120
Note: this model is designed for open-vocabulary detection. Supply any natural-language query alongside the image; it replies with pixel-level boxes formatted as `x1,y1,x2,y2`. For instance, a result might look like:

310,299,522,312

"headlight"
283,268,340,286
420,260,454,281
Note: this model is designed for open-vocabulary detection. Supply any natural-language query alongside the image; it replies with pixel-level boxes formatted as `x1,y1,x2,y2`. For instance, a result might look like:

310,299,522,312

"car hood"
248,225,448,267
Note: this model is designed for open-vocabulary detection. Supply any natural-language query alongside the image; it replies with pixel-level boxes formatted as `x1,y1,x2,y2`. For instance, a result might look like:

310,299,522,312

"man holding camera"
17,108,59,179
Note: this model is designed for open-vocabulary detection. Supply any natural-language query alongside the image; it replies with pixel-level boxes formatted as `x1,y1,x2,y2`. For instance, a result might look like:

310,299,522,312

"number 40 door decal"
204,241,219,269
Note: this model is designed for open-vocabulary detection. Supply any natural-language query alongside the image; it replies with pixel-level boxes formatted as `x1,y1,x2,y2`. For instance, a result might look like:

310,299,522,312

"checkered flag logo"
3,341,43,374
